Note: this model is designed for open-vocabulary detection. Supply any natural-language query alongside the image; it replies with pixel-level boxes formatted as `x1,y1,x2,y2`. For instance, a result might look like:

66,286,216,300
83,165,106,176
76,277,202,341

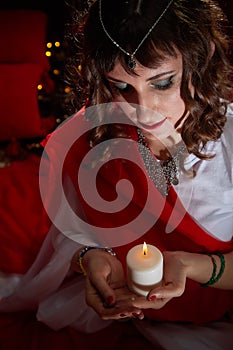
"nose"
136,91,155,110
135,95,162,125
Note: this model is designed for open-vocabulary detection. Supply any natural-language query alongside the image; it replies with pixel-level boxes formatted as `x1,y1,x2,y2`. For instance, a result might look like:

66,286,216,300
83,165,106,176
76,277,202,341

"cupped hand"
132,251,187,310
86,278,144,320
83,249,144,320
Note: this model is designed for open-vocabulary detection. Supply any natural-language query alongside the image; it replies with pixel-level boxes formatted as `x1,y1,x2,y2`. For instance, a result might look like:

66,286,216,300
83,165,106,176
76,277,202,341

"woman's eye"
111,82,128,93
151,76,174,90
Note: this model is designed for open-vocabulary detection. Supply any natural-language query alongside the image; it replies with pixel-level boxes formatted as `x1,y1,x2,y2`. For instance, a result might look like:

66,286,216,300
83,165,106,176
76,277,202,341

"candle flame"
143,242,147,255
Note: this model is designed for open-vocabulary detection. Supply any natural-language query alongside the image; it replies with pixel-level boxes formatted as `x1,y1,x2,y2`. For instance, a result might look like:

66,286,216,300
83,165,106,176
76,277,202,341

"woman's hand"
81,249,144,320
76,248,233,316
132,249,233,310
132,251,188,310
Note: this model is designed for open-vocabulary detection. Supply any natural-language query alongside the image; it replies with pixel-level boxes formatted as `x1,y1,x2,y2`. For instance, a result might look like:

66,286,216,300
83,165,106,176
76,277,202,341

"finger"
125,294,150,309
132,295,171,309
99,293,144,320
109,279,125,289
148,281,184,300
86,288,142,321
108,261,126,289
101,303,144,320
89,273,116,306
86,279,113,310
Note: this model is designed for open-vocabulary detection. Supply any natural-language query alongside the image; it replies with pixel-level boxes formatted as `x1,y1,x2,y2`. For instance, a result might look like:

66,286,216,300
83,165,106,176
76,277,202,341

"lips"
138,118,167,131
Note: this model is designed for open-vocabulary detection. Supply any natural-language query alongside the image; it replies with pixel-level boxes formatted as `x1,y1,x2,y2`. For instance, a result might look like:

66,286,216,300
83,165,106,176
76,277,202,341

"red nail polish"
149,295,156,301
107,296,114,305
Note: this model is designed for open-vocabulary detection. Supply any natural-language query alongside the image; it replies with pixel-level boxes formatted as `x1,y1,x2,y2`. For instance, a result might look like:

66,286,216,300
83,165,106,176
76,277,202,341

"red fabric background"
0,64,49,141
0,10,49,68
0,311,153,350
0,153,48,274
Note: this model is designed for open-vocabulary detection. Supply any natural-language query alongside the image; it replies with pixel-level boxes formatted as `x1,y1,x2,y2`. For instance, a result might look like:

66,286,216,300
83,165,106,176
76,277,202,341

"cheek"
165,92,186,124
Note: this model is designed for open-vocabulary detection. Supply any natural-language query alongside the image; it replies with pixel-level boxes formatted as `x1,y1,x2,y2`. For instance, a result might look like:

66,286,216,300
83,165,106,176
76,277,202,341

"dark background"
0,0,232,43
0,0,66,41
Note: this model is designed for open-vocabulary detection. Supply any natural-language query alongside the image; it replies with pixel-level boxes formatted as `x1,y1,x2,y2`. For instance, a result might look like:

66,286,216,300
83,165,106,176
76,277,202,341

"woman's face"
105,52,189,146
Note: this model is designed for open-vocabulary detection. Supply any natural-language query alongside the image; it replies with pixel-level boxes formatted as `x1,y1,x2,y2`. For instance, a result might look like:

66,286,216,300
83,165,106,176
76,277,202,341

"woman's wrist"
174,250,223,285
71,246,117,275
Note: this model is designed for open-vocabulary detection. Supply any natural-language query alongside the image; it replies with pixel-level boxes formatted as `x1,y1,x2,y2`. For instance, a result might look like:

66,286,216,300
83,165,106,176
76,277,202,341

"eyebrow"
106,70,176,83
146,70,175,82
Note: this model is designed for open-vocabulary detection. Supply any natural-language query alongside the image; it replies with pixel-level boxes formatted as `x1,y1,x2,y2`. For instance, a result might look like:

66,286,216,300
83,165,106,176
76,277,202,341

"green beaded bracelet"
201,253,225,287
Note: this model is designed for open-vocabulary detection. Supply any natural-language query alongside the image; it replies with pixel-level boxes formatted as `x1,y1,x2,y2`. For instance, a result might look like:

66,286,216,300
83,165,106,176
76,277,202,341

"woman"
1,0,233,348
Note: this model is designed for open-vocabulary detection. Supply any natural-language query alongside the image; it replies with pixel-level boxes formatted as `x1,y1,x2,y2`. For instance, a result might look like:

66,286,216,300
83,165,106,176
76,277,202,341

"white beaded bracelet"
78,246,117,275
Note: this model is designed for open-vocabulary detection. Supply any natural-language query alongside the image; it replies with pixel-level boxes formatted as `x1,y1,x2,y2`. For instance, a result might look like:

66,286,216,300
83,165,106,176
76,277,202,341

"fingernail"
120,313,127,318
107,296,114,305
148,295,156,301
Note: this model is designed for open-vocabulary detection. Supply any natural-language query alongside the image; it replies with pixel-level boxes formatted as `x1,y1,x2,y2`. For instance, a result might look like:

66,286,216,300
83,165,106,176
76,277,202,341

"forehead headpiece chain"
99,0,174,69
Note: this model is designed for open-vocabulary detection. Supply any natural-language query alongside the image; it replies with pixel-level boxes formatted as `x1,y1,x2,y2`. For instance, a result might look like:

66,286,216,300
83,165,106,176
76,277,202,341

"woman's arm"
132,249,233,310
176,250,233,290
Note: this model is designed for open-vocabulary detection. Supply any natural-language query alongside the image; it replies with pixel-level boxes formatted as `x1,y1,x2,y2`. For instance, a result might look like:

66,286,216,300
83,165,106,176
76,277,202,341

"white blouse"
175,103,233,241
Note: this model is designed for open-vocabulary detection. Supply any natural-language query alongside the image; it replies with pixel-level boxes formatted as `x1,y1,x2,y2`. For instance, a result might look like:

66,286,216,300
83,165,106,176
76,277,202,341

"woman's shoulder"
41,106,90,149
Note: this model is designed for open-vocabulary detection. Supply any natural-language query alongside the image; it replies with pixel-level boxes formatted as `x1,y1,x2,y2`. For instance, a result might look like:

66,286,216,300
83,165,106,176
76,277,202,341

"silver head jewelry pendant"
99,0,174,69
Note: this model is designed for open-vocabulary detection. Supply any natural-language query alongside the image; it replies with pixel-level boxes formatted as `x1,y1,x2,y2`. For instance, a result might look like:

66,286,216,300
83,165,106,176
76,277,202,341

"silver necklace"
99,0,174,69
137,128,187,197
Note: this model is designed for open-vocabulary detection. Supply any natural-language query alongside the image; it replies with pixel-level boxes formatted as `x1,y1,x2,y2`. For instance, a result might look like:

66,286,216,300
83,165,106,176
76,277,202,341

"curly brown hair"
65,0,233,159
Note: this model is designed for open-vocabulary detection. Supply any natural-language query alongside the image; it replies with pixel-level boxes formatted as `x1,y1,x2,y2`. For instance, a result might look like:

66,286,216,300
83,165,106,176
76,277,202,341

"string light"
64,86,71,94
53,69,60,75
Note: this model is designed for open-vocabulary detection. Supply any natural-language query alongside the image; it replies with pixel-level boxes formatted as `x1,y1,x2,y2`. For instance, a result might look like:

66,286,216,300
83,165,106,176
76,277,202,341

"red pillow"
0,63,47,141
0,10,49,69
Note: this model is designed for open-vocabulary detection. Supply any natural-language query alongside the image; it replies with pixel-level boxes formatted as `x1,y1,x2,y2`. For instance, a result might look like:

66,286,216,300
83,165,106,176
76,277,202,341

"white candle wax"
126,243,163,296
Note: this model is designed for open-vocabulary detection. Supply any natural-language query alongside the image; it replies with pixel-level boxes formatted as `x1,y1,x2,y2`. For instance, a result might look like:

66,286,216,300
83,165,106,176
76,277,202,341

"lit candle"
126,242,163,296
